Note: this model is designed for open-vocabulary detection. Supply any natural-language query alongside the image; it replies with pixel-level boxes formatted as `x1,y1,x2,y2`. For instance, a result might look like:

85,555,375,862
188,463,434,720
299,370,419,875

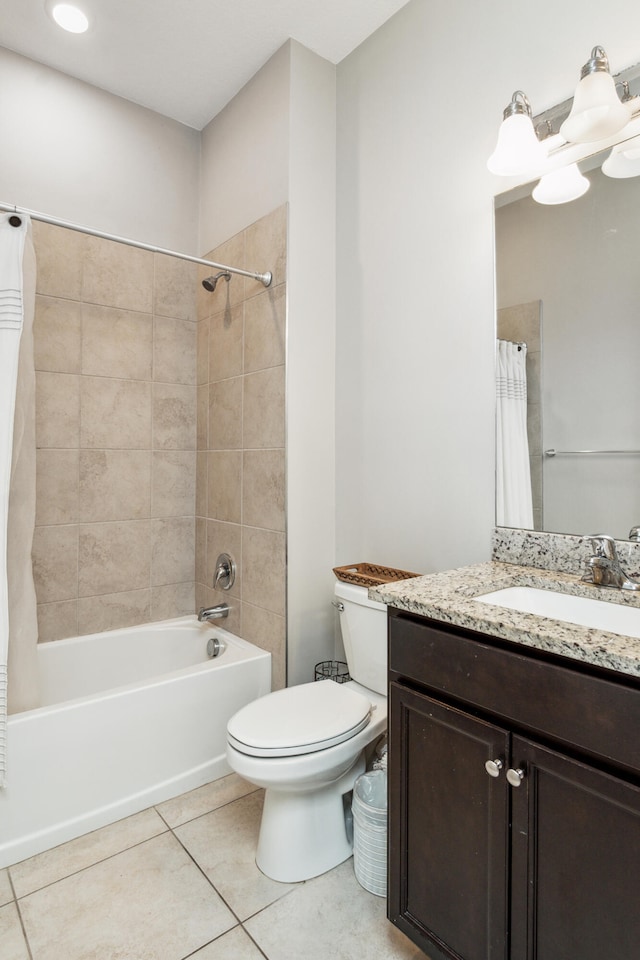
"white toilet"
226,580,388,883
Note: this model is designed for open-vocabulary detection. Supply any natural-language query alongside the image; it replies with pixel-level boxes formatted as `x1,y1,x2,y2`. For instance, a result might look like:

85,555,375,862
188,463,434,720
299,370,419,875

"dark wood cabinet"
388,608,640,960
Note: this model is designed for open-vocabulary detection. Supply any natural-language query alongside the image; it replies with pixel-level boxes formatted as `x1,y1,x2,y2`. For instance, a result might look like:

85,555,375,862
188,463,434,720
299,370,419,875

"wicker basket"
333,562,420,588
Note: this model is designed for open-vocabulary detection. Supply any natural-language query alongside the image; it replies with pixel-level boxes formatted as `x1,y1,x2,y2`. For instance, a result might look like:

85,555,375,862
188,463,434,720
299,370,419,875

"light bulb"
50,3,89,33
602,135,640,178
487,92,547,177
560,47,630,144
532,164,590,205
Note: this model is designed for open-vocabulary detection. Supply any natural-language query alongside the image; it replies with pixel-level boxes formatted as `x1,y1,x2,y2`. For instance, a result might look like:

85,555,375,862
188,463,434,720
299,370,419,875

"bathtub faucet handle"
213,553,236,591
198,603,230,622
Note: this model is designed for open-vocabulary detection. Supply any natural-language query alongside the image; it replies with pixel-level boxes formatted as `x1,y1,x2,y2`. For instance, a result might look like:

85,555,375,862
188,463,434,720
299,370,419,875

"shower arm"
0,201,273,287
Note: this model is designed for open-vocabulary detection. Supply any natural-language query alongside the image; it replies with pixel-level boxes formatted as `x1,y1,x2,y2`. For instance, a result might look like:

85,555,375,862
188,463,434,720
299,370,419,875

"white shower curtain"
1,212,38,787
496,339,534,529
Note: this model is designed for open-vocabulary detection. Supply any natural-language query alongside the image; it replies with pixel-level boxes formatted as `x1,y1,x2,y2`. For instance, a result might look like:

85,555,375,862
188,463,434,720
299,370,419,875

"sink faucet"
582,535,640,591
198,603,230,622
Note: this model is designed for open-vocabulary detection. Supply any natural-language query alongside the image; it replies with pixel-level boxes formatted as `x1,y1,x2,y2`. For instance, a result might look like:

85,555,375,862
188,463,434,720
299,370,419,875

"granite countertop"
369,561,640,679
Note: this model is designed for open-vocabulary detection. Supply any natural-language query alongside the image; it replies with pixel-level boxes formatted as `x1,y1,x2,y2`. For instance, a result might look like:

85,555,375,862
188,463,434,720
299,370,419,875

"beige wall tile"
152,451,196,517
151,582,195,621
206,520,241,601
36,449,79,525
242,602,286,691
196,452,207,517
151,517,195,586
83,236,154,313
242,527,285,616
244,283,286,374
37,600,78,642
36,372,80,448
195,517,207,585
153,316,197,385
208,378,243,450
34,296,82,373
197,385,209,450
32,221,84,300
82,304,152,380
77,589,151,636
152,383,196,450
242,367,285,449
80,378,151,449
197,319,209,385
209,303,243,382
79,450,151,522
154,254,197,322
207,451,242,524
244,205,287,298
242,450,285,532
78,521,151,596
32,525,78,603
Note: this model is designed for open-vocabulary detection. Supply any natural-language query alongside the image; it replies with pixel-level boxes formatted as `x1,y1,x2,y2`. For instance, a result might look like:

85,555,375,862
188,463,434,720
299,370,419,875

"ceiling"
2,0,410,130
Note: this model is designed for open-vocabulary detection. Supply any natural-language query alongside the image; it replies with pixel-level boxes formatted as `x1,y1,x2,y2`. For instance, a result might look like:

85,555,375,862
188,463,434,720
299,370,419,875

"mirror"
495,147,640,540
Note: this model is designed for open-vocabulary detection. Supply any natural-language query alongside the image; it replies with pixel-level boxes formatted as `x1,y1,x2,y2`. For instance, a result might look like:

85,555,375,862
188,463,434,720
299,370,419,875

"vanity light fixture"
487,91,547,176
49,2,89,33
532,163,590,205
602,134,640,178
560,46,630,143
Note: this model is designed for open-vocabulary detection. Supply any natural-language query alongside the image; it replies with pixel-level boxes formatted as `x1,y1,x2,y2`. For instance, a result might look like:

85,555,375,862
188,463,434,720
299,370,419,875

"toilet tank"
335,581,387,696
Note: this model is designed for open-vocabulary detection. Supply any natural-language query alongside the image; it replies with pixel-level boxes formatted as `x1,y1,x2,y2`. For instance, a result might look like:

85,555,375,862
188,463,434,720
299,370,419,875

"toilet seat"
227,680,372,758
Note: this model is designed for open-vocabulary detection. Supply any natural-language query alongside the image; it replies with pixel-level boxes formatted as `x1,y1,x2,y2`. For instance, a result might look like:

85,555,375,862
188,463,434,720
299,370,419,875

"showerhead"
202,271,231,292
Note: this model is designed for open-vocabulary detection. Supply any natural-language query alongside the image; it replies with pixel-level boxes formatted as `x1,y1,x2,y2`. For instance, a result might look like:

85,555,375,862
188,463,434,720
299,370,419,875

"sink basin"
474,586,640,639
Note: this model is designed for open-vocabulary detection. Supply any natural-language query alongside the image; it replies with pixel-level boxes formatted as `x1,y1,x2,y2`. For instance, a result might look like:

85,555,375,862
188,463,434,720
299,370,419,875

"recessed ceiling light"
50,3,89,34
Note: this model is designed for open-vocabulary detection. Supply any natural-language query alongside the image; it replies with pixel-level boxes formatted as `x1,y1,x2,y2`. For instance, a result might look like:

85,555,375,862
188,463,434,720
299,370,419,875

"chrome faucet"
582,534,640,591
197,603,230,622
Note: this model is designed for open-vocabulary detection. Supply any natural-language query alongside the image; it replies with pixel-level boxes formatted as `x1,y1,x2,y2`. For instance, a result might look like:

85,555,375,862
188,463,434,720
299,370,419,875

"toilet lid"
227,680,372,758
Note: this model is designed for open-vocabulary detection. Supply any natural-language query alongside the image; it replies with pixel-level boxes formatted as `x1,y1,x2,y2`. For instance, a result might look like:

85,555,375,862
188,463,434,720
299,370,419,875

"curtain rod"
0,201,272,287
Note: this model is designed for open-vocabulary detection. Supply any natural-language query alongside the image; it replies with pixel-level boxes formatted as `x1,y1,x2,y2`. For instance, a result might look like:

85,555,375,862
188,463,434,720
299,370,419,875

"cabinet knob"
485,758,504,778
507,767,525,787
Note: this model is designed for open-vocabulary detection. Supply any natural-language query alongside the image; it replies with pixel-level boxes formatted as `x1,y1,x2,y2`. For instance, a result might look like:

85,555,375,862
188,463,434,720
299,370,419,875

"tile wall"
195,206,287,689
31,221,198,640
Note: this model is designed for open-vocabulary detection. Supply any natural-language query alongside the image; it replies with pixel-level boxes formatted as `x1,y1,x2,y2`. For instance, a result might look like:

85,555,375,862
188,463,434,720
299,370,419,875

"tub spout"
198,603,230,622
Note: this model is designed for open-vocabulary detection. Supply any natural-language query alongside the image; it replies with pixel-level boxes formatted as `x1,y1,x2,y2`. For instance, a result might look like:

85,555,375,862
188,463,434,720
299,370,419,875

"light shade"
602,135,640,178
50,3,89,33
560,46,630,143
532,163,590,205
487,91,547,177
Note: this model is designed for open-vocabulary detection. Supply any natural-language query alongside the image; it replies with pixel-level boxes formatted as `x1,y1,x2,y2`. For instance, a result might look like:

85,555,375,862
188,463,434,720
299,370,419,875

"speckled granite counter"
369,561,640,680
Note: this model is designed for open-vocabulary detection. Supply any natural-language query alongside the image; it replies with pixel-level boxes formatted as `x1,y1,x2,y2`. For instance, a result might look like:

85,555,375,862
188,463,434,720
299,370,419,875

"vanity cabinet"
387,608,640,960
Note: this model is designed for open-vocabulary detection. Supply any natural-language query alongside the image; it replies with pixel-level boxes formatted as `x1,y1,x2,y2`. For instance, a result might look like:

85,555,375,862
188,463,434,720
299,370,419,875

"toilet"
226,580,388,883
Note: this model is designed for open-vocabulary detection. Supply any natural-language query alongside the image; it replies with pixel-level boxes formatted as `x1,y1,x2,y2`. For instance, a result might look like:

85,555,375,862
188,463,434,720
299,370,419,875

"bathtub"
0,616,271,868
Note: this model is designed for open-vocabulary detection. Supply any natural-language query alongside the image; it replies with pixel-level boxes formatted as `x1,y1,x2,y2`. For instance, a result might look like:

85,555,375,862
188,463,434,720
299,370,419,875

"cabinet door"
388,682,510,960
510,735,640,960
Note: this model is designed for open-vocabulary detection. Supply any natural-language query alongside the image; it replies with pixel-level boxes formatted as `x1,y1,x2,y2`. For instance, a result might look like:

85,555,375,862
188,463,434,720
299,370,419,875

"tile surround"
31,221,198,640
31,208,287,686
196,206,288,689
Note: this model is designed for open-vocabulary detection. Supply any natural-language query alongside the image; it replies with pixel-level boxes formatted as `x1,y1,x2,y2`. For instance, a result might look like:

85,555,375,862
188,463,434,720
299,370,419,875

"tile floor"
1,774,426,960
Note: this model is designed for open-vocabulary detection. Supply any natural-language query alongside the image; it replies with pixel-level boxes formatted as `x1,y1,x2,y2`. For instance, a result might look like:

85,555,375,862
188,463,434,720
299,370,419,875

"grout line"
12,893,35,960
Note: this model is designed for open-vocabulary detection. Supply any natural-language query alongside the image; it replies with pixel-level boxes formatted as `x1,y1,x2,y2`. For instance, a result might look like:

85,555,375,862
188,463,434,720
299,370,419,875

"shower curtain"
1,213,38,787
496,339,534,529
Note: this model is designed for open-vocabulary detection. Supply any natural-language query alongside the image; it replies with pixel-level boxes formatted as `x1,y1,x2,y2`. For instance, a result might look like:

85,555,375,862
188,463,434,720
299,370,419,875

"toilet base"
255,752,366,882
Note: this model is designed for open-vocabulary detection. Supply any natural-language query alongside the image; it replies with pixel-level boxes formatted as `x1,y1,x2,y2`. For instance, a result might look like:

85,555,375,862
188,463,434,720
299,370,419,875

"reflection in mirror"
495,153,640,540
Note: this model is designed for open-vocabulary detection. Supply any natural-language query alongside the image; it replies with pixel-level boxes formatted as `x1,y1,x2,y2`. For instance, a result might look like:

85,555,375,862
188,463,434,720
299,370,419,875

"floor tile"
175,792,296,921
156,772,258,828
0,867,13,905
190,925,266,959
245,859,425,960
19,832,236,960
10,806,167,899
0,902,30,960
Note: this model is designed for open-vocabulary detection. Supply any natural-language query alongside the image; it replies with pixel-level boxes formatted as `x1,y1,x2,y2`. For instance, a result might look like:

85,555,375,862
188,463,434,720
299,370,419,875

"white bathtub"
0,616,271,868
